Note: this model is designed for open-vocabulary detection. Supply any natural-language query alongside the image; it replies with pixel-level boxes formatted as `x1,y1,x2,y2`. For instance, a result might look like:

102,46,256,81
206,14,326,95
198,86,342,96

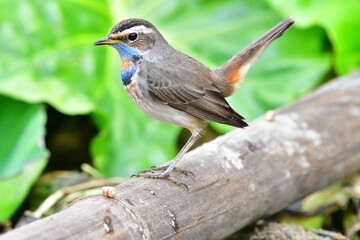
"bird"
94,17,295,188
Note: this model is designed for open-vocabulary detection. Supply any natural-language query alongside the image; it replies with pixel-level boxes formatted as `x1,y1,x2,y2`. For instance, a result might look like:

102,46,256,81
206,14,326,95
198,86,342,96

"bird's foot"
131,165,195,190
133,164,195,178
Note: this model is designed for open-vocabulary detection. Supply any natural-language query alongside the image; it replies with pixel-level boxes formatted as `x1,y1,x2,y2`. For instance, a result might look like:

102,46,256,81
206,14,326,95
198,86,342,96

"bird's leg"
161,133,201,175
132,133,201,188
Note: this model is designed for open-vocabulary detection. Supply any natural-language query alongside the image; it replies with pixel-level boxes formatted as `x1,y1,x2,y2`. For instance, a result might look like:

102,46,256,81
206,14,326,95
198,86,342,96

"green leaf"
0,0,332,177
0,0,180,177
93,0,331,174
278,215,325,229
153,0,331,131
266,0,360,75
0,96,48,222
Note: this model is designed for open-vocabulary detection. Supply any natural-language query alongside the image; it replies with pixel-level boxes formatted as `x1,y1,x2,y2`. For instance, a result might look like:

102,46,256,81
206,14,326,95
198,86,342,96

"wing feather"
146,52,248,128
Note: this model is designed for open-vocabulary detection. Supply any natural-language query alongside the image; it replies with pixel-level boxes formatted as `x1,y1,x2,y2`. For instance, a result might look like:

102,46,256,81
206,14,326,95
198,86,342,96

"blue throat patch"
111,43,141,86
121,67,135,86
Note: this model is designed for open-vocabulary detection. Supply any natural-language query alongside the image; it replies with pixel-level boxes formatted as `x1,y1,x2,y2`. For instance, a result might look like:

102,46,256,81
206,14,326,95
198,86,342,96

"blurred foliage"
248,223,347,240
0,0,359,224
227,176,360,239
267,0,360,75
275,176,360,239
0,96,48,222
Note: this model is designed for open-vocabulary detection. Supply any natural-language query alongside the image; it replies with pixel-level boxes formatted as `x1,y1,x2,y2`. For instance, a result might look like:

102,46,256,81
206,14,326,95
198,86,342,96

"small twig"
81,163,105,178
31,177,126,218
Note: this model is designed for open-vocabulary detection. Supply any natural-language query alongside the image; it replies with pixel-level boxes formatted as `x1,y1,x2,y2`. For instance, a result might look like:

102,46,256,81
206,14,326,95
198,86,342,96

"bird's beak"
93,37,123,46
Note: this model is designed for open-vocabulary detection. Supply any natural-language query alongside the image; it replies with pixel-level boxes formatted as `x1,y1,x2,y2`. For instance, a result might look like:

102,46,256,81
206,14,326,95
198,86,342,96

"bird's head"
94,18,170,61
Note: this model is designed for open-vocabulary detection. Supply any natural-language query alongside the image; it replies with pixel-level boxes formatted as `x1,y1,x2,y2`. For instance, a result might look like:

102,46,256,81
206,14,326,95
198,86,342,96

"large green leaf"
92,0,331,173
266,0,360,75
0,96,48,222
150,0,331,132
0,0,180,177
0,0,332,177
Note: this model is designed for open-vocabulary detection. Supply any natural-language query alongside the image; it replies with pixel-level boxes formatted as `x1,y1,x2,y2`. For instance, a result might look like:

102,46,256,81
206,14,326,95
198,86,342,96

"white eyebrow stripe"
109,25,155,39
127,25,154,34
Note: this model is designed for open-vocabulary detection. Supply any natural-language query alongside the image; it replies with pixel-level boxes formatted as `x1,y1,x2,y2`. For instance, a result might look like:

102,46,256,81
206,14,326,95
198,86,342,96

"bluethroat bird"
94,17,294,188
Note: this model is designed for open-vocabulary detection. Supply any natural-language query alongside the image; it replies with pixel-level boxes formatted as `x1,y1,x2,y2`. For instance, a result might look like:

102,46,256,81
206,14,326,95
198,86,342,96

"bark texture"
1,70,360,240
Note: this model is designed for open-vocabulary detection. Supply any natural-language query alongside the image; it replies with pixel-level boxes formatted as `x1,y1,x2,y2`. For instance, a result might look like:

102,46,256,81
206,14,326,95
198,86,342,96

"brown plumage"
94,17,295,187
146,53,248,128
217,18,295,97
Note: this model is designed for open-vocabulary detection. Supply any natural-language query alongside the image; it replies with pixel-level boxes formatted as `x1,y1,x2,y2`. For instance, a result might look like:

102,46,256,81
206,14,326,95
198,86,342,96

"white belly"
125,83,203,133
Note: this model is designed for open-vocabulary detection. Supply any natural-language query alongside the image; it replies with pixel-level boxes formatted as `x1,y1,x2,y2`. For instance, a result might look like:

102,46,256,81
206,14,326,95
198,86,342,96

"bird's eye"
128,32,138,41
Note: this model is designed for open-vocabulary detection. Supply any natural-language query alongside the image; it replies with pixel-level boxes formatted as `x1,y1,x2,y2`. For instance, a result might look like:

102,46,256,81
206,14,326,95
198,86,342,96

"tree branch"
1,70,360,240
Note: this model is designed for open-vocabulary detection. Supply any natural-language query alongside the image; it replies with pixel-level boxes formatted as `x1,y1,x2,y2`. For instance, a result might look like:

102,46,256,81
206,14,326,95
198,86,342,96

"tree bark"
1,70,360,240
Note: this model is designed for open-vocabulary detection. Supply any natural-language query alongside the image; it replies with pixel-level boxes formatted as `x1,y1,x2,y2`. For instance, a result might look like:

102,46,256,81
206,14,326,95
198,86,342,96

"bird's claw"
130,165,194,190
145,165,195,178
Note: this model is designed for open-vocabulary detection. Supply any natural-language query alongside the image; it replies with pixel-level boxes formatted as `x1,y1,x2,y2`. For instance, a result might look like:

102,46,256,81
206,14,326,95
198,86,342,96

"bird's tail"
215,17,295,97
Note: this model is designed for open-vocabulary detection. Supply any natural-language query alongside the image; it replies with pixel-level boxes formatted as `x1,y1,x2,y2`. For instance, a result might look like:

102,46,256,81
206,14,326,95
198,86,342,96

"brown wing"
146,53,248,128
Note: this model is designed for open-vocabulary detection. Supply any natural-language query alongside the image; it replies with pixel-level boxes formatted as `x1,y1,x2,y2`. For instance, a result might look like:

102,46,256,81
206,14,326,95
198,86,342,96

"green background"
0,0,359,222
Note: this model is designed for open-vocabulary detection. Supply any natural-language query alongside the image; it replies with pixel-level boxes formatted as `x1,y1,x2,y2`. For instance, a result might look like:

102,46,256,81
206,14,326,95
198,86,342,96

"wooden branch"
2,70,360,240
